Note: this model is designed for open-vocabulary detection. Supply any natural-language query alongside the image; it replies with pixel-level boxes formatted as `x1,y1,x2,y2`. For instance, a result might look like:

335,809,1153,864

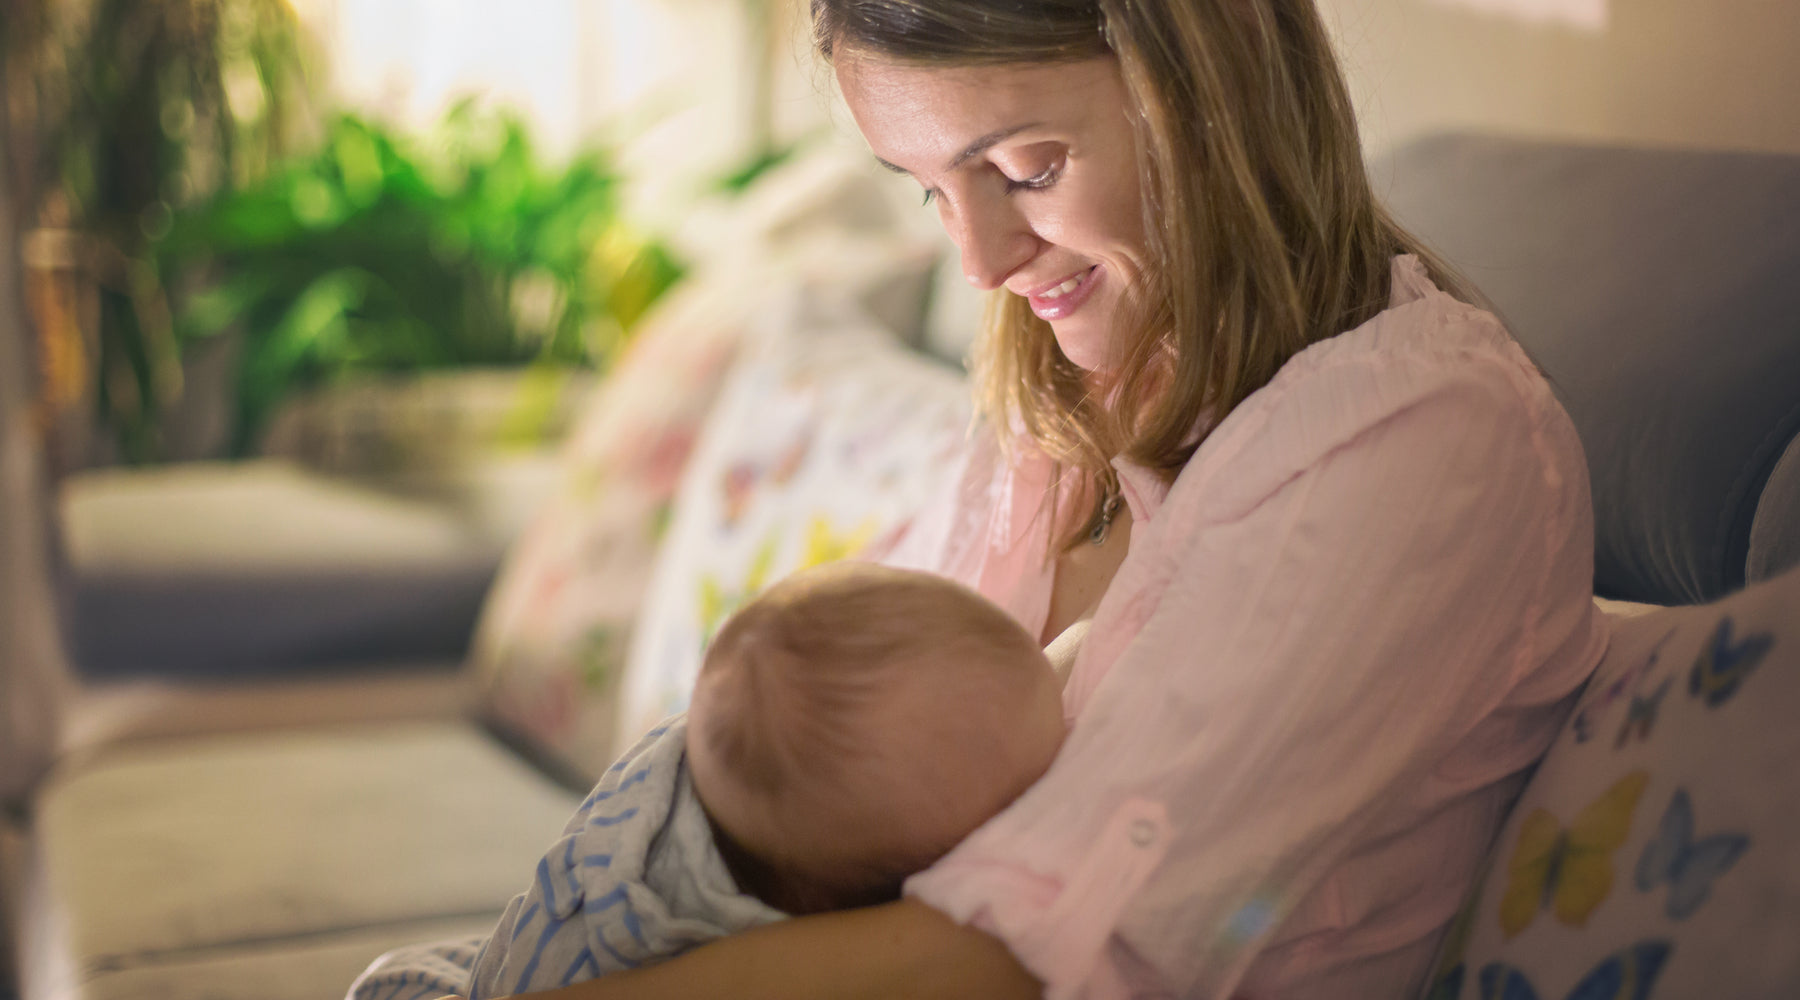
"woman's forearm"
516,898,1042,1000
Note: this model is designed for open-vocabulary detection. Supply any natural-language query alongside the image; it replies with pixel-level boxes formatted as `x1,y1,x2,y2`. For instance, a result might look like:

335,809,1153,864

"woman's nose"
944,196,1036,291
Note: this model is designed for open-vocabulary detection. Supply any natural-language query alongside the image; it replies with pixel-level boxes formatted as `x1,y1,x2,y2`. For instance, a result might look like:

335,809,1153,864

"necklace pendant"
1090,491,1123,546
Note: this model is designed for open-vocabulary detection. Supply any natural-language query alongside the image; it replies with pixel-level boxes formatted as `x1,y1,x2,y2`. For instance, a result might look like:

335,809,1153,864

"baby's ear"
704,802,788,904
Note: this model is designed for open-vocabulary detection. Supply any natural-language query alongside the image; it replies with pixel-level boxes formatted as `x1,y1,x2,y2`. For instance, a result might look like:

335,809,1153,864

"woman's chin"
1052,325,1114,373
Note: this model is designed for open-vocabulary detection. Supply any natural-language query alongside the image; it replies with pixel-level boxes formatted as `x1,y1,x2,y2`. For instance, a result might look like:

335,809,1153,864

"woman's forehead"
835,54,1122,170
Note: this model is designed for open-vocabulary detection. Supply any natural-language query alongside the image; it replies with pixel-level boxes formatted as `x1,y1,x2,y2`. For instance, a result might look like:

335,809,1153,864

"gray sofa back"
1376,134,1800,606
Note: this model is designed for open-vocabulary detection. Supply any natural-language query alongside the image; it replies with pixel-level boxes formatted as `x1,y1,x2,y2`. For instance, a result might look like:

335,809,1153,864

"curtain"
0,79,74,804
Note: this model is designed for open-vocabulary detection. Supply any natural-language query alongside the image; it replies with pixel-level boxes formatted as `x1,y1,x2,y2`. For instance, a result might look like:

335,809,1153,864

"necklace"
1089,488,1124,546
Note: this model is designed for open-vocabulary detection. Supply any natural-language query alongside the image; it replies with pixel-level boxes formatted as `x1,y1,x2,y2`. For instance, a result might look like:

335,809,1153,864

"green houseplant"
156,102,685,459
3,0,309,463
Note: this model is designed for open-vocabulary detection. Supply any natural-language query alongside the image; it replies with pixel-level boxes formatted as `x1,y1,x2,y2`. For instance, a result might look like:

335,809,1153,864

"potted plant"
156,103,684,470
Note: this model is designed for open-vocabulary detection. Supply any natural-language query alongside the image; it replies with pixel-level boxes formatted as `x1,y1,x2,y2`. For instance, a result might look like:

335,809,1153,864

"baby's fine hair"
688,562,1050,913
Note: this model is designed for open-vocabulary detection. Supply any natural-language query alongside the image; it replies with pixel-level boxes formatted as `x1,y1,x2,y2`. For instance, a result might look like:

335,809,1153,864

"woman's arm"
501,898,1041,1000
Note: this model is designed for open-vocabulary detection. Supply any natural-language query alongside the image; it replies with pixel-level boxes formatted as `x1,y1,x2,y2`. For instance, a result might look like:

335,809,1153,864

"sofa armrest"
59,455,558,681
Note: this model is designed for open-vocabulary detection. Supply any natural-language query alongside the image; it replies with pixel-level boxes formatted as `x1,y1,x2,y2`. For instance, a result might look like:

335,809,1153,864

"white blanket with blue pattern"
347,717,785,1000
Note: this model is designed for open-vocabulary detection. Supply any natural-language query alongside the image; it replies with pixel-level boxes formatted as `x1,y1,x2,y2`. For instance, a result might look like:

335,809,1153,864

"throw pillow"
612,294,975,759
470,269,750,778
1422,567,1800,999
472,234,940,783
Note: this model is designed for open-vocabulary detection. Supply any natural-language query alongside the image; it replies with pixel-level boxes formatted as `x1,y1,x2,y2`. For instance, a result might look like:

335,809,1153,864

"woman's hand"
511,898,1042,1000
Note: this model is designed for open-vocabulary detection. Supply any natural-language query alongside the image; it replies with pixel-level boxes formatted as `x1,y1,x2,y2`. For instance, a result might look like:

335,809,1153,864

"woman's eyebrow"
873,122,1045,176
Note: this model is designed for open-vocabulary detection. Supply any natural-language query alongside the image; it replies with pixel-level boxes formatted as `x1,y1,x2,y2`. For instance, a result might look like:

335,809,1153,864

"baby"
688,560,1068,915
348,561,1065,1000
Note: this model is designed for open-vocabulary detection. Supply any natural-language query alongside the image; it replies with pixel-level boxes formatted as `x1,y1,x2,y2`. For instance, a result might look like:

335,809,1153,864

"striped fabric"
346,936,486,1000
348,718,783,999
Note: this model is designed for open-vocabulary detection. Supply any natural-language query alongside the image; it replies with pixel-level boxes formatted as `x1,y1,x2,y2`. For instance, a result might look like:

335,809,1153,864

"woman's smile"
834,54,1147,372
1021,264,1101,321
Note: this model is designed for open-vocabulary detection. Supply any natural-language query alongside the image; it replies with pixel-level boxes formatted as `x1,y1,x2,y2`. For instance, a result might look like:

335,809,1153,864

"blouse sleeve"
903,308,1602,999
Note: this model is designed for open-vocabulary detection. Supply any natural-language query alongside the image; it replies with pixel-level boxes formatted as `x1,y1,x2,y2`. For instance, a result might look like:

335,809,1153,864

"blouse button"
1129,818,1158,847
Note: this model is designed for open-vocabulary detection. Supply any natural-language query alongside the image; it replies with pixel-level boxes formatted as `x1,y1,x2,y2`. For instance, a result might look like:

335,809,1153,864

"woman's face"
836,53,1147,372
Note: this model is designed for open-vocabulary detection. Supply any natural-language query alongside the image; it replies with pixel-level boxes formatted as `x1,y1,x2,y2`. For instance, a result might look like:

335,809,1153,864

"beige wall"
1321,0,1800,157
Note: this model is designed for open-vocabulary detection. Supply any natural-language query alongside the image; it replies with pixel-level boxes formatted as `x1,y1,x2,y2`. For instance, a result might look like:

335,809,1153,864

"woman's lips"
1025,266,1100,321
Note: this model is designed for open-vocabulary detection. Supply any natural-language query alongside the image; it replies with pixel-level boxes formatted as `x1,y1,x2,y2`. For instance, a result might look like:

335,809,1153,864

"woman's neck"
1040,503,1133,646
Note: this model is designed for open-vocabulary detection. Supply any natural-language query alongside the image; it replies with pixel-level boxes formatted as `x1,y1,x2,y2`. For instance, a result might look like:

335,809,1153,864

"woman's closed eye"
1003,163,1062,194
919,162,1062,207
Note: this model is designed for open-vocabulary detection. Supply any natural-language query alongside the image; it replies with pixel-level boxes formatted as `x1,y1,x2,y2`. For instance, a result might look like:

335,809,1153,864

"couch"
3,133,1798,1000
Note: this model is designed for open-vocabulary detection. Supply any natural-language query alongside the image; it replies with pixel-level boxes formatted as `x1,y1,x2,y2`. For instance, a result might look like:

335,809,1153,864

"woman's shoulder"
1260,256,1555,434
1168,256,1586,522
1290,254,1539,391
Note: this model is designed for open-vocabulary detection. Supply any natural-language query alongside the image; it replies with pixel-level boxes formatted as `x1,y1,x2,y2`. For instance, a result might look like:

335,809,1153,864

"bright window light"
1424,0,1607,32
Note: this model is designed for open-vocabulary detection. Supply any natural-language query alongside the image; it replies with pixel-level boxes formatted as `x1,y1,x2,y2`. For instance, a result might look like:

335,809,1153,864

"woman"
521,0,1606,995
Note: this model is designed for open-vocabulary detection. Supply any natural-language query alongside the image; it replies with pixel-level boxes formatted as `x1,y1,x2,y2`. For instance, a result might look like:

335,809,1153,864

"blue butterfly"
1634,788,1749,920
1572,630,1675,744
1479,941,1670,1000
1687,616,1774,707
1613,676,1671,749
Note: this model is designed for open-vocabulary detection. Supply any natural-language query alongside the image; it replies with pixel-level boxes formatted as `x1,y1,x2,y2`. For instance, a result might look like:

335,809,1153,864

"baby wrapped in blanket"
348,562,1066,999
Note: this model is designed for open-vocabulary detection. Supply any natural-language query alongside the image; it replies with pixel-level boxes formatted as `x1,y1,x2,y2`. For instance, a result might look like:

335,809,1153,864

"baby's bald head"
686,562,1064,914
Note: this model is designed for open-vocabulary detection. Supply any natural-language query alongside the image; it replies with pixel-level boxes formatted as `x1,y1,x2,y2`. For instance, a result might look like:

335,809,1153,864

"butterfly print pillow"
1422,567,1800,1000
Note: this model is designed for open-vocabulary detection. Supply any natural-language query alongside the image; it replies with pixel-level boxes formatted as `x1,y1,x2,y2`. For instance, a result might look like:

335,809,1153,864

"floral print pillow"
1422,565,1800,999
612,296,975,759
473,233,943,783
469,272,753,779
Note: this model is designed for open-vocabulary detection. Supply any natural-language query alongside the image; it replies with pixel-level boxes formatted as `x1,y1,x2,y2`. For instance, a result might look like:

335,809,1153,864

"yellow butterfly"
1499,770,1649,940
798,515,877,568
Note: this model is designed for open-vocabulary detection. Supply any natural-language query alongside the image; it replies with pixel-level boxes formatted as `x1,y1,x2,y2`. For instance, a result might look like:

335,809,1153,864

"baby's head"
686,562,1064,915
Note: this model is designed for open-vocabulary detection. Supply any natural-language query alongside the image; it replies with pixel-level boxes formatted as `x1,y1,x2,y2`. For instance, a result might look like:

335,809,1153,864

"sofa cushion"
1420,567,1800,999
1376,134,1800,605
27,722,578,992
612,296,974,759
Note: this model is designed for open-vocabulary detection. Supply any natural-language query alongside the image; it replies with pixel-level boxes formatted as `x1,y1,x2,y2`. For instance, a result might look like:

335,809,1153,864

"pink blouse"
887,256,1608,998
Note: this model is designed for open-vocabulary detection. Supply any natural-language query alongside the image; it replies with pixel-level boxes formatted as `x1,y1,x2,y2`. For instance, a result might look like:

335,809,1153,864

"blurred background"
4,4,1800,998
3,0,1798,685
5,0,1799,475
2,0,847,475
4,0,1798,684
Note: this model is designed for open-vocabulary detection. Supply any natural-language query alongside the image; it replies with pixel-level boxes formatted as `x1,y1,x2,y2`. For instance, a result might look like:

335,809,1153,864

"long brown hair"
814,0,1471,552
